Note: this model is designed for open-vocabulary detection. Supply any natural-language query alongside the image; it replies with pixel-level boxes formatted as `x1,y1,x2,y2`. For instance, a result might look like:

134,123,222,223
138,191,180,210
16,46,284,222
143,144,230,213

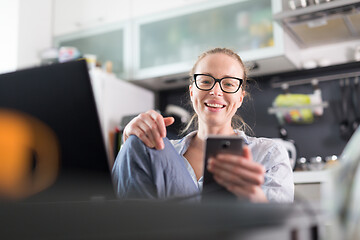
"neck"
196,123,235,141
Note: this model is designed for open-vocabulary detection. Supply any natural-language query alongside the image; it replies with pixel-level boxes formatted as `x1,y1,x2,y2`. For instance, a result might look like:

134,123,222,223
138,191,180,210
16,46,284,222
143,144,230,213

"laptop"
0,60,115,202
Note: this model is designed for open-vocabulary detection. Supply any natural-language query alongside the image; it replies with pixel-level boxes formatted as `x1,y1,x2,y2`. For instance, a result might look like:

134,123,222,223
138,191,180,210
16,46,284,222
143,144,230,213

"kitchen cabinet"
294,170,330,203
54,23,128,78
53,0,210,37
54,0,301,90
131,0,300,90
53,0,131,36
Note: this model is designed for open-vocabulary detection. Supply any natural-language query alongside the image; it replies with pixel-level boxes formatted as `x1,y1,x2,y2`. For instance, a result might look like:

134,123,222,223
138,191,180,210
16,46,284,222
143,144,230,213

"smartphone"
202,135,244,201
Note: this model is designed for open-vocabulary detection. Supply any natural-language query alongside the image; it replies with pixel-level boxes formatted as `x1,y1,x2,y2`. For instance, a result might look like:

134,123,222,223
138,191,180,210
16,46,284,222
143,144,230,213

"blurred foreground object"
0,60,114,202
327,127,360,240
0,110,59,200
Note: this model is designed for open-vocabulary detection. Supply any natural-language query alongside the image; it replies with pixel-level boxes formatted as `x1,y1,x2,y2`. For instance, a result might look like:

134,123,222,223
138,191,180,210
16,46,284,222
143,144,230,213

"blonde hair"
181,47,253,135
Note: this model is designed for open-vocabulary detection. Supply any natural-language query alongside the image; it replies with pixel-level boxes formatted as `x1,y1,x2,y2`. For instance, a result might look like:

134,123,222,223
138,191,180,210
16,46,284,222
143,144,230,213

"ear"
189,84,194,100
237,89,245,109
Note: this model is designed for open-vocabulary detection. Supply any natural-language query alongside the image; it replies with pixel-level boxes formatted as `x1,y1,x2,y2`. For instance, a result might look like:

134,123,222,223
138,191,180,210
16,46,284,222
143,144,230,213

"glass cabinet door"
55,24,126,79
134,0,280,79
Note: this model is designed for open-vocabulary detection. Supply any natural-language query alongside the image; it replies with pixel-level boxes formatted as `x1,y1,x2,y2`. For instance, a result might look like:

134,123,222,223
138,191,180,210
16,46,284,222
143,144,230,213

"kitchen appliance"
275,0,360,48
273,137,297,170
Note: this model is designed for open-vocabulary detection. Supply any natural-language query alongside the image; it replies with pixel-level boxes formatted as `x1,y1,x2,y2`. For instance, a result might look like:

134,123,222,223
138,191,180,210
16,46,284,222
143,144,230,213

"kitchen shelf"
274,0,360,48
294,170,330,184
268,102,328,114
271,70,360,88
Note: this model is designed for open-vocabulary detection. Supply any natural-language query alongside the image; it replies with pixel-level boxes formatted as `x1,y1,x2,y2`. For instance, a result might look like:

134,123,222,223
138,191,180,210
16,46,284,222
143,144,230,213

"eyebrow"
199,73,243,79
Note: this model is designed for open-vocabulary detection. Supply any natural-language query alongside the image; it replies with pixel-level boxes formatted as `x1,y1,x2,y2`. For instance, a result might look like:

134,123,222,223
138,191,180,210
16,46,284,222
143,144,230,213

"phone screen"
202,135,244,201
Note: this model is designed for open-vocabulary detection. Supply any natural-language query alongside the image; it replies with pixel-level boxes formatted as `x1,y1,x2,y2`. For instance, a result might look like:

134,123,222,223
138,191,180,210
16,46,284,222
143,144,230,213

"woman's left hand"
207,145,268,203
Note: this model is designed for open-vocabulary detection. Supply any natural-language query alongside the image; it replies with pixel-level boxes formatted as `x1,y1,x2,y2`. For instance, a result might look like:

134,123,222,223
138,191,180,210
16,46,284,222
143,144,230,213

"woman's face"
190,53,245,129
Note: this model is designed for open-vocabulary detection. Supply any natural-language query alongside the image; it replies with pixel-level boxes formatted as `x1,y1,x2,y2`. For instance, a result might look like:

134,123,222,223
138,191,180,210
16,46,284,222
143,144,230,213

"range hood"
274,0,360,48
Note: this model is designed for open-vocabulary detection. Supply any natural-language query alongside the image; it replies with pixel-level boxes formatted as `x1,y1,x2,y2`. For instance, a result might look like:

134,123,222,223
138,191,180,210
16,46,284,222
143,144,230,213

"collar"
177,129,251,155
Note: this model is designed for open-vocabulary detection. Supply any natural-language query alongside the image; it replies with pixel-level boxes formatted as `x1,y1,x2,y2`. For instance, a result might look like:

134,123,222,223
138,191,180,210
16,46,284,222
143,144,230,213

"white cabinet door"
53,0,131,36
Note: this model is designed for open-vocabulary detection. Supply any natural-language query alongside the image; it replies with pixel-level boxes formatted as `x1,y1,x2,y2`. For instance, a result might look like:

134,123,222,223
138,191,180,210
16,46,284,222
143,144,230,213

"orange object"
0,110,60,200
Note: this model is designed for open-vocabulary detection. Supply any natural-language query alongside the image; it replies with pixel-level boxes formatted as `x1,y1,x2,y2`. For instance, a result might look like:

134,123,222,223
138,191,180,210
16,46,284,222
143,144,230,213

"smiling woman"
112,47,294,203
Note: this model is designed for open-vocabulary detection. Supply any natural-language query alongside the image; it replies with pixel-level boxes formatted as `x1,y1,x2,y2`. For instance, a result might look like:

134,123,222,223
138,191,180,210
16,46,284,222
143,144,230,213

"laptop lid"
0,60,115,202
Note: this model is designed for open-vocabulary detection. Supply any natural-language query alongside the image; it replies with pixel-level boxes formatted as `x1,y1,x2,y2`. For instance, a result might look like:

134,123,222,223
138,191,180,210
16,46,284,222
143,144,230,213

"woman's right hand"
122,110,175,150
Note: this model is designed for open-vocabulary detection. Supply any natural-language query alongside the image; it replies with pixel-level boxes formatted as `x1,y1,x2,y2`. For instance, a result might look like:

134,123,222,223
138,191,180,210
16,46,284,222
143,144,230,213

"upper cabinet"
54,0,301,90
53,0,209,36
134,0,273,76
53,0,131,36
132,0,300,89
54,23,127,79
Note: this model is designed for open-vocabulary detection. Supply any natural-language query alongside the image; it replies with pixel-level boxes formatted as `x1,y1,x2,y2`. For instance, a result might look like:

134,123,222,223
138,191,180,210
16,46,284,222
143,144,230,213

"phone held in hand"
202,135,245,202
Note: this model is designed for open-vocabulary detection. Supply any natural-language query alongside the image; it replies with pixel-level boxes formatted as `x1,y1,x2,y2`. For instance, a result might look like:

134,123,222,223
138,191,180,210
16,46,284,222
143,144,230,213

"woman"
112,48,294,203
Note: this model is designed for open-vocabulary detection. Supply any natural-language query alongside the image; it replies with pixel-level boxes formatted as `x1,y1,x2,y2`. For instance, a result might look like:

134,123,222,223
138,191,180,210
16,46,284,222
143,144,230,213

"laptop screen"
0,60,115,202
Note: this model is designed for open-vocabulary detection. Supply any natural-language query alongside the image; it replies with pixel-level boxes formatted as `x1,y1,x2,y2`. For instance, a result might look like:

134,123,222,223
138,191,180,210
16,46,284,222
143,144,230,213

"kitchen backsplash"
158,61,360,160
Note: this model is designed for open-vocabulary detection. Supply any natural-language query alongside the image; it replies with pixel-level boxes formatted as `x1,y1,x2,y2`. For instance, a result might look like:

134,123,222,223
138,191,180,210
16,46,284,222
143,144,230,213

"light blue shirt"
170,130,294,202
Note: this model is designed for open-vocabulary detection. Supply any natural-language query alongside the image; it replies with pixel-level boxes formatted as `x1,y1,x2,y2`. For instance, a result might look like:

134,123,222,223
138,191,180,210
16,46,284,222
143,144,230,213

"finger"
130,127,155,148
125,113,158,148
124,111,166,150
135,119,159,148
122,117,142,143
209,159,264,185
242,146,252,161
212,172,248,188
138,111,164,150
144,111,167,150
140,119,163,150
148,110,167,138
164,117,175,127
224,180,268,202
209,161,264,186
214,175,258,198
213,175,253,199
215,153,264,174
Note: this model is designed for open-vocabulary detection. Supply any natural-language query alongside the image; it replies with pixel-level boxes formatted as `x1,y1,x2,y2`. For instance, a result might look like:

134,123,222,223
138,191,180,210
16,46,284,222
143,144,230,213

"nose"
210,82,223,96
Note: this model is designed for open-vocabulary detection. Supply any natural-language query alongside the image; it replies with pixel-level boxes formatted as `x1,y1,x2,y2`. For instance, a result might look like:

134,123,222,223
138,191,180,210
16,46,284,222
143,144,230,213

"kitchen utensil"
296,157,308,171
314,0,332,4
288,0,310,10
339,79,352,141
325,155,338,168
351,76,360,133
273,138,297,170
310,79,324,116
309,156,324,171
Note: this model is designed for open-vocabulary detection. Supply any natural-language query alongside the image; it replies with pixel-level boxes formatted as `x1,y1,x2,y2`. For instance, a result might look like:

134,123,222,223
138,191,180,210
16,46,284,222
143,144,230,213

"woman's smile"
204,100,226,112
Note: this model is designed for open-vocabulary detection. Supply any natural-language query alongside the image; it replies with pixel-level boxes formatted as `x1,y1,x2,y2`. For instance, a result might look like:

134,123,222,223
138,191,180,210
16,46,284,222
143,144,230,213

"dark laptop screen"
0,60,115,201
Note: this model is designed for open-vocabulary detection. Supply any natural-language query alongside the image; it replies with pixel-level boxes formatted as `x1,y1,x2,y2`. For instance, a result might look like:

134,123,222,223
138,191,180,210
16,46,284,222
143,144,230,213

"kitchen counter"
293,170,331,184
293,170,332,203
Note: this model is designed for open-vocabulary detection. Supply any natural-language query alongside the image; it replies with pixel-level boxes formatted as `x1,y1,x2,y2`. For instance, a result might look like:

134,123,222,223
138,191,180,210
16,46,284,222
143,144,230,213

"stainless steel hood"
274,0,360,48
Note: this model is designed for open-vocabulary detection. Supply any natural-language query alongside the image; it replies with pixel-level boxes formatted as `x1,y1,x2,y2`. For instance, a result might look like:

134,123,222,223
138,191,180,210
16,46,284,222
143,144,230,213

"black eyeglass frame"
193,74,243,93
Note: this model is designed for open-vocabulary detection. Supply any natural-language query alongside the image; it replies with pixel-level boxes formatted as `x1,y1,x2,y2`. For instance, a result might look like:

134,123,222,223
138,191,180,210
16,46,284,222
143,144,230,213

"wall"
0,0,19,74
17,0,53,69
0,0,53,73
158,61,360,160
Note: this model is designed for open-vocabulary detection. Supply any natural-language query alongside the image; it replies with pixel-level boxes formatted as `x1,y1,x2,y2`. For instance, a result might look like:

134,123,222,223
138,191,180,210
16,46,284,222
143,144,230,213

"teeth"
206,103,224,108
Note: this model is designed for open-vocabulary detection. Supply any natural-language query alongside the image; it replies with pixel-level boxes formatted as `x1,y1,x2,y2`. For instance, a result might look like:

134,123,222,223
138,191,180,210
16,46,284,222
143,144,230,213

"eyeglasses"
193,74,243,94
